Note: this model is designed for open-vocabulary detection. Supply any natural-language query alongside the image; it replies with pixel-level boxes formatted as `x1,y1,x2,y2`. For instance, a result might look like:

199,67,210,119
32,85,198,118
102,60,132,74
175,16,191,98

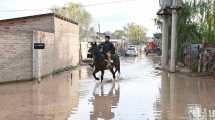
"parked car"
126,46,138,56
144,42,161,56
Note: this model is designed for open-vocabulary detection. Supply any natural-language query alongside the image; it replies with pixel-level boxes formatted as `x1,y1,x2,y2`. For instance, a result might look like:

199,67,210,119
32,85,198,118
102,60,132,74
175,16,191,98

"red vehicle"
144,42,161,56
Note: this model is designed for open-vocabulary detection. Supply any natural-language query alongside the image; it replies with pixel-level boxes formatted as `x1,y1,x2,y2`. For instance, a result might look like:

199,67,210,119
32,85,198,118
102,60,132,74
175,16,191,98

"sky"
0,0,160,37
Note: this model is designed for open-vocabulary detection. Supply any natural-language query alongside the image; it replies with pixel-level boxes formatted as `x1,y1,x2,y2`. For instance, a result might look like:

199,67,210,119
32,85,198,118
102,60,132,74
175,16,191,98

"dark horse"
88,42,120,82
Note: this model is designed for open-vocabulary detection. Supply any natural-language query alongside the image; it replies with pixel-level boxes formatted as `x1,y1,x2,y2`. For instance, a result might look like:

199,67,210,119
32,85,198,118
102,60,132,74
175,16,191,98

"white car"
126,47,138,56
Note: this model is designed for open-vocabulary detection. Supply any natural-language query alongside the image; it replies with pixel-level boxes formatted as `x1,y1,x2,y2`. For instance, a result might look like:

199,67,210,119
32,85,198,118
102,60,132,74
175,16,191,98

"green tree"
175,0,215,61
112,30,126,39
124,23,147,44
177,1,200,60
52,2,92,41
197,0,215,43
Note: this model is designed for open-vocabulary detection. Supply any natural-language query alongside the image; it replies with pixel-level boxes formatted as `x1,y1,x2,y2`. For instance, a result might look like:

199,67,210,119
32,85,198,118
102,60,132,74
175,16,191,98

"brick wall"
0,15,80,82
33,31,55,79
0,30,33,82
0,15,54,33
33,27,79,79
54,17,80,70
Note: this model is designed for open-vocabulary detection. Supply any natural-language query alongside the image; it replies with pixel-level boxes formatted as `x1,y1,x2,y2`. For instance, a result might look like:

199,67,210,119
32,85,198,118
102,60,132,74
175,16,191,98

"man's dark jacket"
98,41,115,54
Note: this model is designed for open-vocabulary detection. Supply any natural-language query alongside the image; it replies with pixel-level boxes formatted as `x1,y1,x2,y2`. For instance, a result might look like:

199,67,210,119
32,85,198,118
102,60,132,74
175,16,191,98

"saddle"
105,52,114,68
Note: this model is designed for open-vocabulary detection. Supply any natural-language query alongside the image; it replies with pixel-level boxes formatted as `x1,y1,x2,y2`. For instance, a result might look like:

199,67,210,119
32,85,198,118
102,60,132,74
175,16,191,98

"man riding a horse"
98,35,116,66
88,34,120,82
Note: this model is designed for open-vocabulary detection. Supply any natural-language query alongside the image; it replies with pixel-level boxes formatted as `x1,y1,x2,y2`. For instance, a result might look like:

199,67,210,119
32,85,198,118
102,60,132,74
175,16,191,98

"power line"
0,9,50,12
83,0,137,7
0,0,137,12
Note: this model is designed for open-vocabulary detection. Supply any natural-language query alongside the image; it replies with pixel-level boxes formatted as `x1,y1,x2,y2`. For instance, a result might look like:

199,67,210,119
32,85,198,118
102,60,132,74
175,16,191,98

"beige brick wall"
0,15,80,82
54,17,80,70
33,31,55,79
0,30,33,82
0,15,54,33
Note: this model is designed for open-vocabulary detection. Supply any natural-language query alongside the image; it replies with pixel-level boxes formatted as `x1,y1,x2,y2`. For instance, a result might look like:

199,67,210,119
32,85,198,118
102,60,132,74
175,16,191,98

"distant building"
80,32,129,59
0,13,79,82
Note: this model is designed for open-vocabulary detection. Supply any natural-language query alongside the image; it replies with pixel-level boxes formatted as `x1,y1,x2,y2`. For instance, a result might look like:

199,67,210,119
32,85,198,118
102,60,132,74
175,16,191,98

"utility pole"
170,0,178,72
161,16,169,70
98,23,101,41
158,0,172,70
158,0,182,72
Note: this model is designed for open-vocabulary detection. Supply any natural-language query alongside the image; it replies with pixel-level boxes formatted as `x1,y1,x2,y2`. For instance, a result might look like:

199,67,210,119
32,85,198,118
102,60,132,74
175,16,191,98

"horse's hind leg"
115,65,120,74
114,58,120,76
113,63,120,77
93,69,100,80
110,68,116,80
101,70,104,82
118,65,121,75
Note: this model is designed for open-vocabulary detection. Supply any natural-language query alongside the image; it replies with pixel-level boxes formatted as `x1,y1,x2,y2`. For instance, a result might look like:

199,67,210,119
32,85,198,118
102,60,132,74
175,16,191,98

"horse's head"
88,42,98,58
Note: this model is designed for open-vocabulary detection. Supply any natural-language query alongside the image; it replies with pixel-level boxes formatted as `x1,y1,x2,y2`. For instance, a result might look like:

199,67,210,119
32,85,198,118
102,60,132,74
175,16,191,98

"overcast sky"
0,0,160,37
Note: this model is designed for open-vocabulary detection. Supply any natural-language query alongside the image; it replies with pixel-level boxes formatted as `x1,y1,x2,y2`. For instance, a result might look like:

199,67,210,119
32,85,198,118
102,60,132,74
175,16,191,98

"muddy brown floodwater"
0,55,215,120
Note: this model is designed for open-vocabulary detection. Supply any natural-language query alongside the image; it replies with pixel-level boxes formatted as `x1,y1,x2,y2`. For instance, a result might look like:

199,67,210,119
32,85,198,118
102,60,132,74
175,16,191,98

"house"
0,13,79,83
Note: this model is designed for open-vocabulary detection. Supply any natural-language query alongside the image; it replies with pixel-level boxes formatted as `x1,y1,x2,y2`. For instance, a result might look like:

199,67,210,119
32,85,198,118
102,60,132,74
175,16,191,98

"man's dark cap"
105,35,110,39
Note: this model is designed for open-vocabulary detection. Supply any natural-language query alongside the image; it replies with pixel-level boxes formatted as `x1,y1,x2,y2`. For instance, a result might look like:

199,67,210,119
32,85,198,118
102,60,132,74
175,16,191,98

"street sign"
34,43,45,49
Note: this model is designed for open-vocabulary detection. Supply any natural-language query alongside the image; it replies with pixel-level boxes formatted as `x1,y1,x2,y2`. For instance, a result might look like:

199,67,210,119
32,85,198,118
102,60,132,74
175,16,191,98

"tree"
112,30,126,39
52,2,92,41
175,0,215,61
180,0,215,42
197,0,215,43
124,23,147,44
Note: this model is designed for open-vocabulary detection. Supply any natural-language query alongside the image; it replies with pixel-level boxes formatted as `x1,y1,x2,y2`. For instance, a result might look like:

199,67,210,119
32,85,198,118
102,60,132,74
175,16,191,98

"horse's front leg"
101,70,104,82
93,69,100,80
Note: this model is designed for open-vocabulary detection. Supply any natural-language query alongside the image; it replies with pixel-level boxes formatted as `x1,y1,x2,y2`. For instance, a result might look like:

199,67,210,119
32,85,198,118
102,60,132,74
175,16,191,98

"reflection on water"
121,56,139,64
1,56,215,120
0,68,87,120
79,66,92,80
155,72,215,120
90,81,120,120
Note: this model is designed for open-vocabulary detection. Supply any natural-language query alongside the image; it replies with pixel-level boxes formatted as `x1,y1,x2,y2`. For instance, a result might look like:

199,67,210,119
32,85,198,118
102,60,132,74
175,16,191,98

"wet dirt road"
0,55,215,120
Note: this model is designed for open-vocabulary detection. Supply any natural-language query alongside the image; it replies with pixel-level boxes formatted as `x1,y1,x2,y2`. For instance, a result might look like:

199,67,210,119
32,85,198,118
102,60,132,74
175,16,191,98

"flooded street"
0,56,215,120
